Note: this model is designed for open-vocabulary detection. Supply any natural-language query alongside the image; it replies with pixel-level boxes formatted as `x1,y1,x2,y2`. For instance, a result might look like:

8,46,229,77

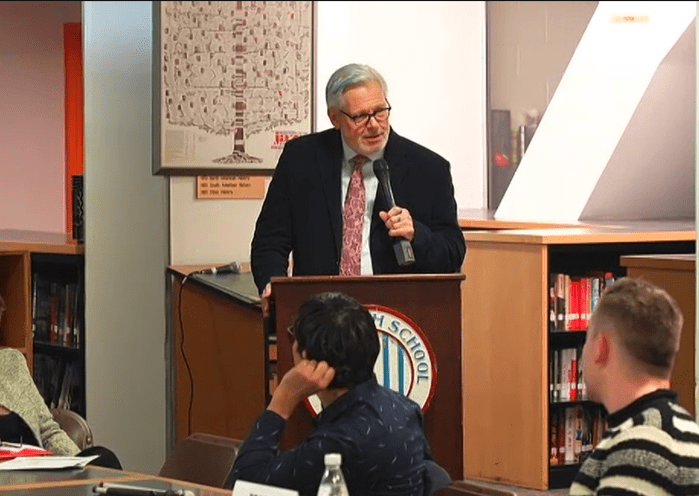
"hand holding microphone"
379,206,414,241
373,159,415,267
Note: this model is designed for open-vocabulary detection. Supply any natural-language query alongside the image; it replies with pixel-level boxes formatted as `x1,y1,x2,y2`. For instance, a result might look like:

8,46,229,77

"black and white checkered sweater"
570,390,699,495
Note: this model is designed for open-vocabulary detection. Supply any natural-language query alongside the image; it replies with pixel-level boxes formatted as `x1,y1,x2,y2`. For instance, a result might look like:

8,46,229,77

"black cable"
177,275,195,436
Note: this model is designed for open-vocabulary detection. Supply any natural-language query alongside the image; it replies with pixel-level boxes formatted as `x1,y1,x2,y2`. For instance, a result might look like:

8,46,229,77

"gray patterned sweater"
0,348,79,455
570,390,699,495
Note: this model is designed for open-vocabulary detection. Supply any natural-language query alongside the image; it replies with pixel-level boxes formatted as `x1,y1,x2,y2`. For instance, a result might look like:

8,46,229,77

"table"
0,465,231,495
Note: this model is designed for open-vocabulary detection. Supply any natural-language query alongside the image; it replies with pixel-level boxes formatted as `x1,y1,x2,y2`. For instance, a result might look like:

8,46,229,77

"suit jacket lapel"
318,131,344,256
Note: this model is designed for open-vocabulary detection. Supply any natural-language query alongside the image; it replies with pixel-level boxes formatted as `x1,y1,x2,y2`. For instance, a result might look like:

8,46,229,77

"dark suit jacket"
250,127,466,294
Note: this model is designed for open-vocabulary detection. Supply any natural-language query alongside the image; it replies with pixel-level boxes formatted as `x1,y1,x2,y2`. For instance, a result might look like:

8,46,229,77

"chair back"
50,408,93,450
158,432,242,488
424,460,453,495
433,480,518,496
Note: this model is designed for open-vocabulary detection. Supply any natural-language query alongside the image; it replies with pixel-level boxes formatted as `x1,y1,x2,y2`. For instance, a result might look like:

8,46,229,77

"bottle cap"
324,453,341,465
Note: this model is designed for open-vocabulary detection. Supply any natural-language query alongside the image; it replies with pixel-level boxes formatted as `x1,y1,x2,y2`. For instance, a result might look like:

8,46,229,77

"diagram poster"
154,1,313,174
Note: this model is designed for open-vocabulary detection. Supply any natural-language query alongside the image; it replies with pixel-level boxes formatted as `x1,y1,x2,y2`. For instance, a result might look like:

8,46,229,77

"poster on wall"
152,1,314,175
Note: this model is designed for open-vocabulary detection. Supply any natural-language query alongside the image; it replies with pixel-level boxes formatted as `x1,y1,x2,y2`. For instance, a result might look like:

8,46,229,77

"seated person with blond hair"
570,277,699,495
0,347,121,469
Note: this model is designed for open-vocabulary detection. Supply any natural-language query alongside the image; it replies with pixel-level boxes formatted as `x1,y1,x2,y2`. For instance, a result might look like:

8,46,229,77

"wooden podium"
270,273,465,480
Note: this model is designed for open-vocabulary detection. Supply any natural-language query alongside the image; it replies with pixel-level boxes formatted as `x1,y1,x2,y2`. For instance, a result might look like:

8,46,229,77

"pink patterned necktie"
340,155,369,276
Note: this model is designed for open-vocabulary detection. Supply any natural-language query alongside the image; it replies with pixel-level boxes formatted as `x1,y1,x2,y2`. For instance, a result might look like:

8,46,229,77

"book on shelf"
569,278,580,331
33,353,61,406
564,406,575,464
550,348,560,402
32,277,80,348
579,277,589,330
581,407,595,461
549,274,557,331
555,273,565,331
550,409,560,466
550,404,607,466
574,405,584,462
55,361,78,410
32,275,52,342
551,347,588,403
564,275,571,331
560,348,570,402
33,354,80,411
556,408,566,465
568,348,578,401
549,272,617,332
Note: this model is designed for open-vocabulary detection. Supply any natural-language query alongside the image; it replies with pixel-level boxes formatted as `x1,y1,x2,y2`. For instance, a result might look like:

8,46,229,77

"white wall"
0,1,80,232
83,1,169,474
496,1,696,222
169,1,486,265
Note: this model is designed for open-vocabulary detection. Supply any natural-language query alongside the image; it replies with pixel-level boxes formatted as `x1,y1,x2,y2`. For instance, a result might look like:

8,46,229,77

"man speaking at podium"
250,63,466,307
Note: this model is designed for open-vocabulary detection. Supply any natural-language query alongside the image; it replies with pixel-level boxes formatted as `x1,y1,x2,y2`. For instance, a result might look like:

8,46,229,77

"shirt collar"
605,389,678,427
316,375,379,424
340,137,384,165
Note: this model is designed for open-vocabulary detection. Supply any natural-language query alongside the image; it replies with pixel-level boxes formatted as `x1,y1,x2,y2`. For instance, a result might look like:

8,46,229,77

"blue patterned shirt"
226,376,432,496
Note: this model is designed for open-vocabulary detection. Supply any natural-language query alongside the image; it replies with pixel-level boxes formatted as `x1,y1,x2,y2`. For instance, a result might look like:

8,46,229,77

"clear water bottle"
316,452,349,496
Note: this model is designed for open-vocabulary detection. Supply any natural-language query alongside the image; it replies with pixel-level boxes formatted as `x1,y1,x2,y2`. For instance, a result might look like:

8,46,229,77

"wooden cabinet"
167,265,267,444
460,221,694,490
621,254,696,416
0,251,31,359
0,230,85,416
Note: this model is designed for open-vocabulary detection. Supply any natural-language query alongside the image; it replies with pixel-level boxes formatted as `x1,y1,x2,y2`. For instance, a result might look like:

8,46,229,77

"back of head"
590,277,683,378
291,291,380,388
325,63,388,110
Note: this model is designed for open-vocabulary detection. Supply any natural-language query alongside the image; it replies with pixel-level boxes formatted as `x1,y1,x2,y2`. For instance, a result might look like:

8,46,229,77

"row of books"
33,354,81,411
550,347,586,403
550,405,606,466
31,276,81,348
549,272,616,332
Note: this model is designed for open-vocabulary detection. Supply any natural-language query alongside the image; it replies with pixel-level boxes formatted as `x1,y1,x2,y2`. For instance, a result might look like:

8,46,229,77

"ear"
328,108,341,129
594,332,610,365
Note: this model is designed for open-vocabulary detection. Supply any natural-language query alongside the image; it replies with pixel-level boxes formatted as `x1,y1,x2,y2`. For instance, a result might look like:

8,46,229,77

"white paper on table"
0,455,99,470
233,480,299,496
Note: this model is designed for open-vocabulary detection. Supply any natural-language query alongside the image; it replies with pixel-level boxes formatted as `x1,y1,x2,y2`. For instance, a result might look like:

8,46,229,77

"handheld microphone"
198,262,240,275
373,159,415,267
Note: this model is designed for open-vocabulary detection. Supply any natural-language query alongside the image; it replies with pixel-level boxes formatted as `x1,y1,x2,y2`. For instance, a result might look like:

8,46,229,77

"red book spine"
569,348,578,401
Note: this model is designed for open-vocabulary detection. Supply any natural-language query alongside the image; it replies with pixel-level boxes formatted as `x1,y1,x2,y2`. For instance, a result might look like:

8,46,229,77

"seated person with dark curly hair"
0,347,121,469
225,291,433,496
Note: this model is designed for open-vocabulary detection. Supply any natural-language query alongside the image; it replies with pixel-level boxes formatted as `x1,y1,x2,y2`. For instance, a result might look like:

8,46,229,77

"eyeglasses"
340,102,391,126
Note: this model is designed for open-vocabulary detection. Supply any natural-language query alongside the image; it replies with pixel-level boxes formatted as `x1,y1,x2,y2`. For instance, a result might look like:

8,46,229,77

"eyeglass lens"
342,103,391,126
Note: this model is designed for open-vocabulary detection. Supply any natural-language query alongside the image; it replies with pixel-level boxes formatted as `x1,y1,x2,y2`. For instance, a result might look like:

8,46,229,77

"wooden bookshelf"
458,208,593,230
0,229,84,255
460,220,695,490
620,253,696,416
0,230,85,415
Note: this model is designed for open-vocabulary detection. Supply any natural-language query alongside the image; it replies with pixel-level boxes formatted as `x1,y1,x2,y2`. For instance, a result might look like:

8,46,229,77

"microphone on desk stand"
181,262,240,285
93,482,195,496
197,261,241,276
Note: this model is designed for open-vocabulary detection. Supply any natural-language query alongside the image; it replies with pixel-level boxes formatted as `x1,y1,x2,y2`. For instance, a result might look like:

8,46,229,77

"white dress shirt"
340,140,383,275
